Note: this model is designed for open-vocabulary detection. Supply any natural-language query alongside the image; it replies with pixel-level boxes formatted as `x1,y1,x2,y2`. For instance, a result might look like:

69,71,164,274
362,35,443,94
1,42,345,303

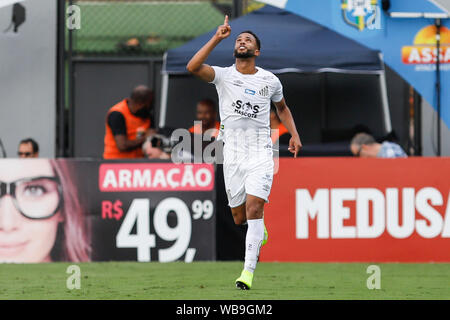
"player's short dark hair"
19,138,39,153
238,30,261,50
130,85,153,106
351,132,376,147
198,98,217,112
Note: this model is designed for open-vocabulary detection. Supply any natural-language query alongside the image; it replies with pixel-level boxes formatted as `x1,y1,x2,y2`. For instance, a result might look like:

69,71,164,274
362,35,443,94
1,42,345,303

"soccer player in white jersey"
187,16,302,290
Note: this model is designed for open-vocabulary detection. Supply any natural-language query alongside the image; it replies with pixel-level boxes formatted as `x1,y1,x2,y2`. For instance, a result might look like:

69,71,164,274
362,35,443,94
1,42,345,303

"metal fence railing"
67,0,265,56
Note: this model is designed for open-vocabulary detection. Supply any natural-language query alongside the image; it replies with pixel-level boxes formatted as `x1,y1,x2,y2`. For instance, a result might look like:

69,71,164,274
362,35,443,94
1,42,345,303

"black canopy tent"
160,6,393,154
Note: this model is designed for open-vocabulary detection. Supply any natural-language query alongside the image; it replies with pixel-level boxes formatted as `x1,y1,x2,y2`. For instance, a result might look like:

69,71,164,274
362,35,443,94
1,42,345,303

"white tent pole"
379,72,392,133
159,73,169,128
159,52,170,129
378,54,392,134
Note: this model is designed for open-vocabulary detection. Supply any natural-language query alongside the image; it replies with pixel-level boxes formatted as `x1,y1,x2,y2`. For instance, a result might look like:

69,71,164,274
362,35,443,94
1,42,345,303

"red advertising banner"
260,157,450,262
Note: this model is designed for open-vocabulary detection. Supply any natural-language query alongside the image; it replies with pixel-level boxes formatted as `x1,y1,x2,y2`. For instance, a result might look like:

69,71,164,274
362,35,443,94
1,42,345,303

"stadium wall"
421,99,450,156
0,0,56,158
71,59,162,158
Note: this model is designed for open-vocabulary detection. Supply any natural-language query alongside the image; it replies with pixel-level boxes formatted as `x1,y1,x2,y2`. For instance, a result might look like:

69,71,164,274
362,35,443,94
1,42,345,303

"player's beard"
234,48,256,59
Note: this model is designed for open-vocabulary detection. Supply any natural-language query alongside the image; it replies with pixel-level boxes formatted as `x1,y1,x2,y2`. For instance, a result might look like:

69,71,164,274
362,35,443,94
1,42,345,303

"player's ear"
254,49,260,57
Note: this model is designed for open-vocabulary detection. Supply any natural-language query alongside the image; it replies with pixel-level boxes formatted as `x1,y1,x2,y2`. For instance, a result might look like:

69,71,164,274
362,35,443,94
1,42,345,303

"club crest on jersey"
232,100,260,118
245,88,256,95
259,85,269,97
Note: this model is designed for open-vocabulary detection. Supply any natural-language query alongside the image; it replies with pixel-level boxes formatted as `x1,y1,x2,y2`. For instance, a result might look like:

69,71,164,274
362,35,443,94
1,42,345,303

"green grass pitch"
0,262,449,300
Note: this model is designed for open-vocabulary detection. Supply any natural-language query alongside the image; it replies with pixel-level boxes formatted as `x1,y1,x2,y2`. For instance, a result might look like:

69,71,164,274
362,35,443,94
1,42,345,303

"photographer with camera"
103,85,156,159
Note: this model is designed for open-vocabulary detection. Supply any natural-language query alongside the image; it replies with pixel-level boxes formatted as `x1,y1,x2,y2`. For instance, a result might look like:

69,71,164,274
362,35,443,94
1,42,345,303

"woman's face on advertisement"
0,159,62,263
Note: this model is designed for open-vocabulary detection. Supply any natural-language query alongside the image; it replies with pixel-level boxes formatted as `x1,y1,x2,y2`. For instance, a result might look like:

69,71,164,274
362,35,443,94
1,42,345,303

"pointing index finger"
224,15,229,25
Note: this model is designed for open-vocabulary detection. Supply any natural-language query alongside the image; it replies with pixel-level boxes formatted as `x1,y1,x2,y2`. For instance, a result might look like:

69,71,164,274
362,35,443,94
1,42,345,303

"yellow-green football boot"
235,269,254,290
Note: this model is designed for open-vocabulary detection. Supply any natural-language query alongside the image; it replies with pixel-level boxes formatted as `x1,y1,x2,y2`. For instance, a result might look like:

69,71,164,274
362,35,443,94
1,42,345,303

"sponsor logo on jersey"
232,100,260,118
259,85,269,97
245,88,256,95
232,79,244,87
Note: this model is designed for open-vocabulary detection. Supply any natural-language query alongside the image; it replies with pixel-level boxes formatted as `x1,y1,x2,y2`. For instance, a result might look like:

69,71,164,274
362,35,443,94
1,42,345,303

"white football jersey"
209,65,284,146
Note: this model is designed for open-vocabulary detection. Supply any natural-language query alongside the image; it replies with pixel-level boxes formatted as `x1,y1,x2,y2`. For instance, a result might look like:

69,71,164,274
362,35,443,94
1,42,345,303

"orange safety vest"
103,99,151,159
271,123,289,144
188,121,221,138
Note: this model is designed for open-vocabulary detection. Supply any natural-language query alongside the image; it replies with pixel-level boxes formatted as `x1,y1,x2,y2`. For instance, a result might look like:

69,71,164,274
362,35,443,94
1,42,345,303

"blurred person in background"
188,98,220,138
0,159,91,263
17,138,39,158
103,85,156,159
350,132,407,158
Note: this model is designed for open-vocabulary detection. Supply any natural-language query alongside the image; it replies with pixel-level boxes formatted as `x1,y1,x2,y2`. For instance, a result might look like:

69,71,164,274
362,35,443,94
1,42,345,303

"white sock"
244,218,264,273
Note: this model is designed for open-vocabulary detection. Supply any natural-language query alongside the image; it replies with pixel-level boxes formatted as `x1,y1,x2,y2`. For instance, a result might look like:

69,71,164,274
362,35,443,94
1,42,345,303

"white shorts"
223,144,274,208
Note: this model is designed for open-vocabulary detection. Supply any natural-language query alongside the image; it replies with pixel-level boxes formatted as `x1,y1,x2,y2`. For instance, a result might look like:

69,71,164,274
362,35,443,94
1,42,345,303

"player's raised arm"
273,98,303,158
186,15,231,82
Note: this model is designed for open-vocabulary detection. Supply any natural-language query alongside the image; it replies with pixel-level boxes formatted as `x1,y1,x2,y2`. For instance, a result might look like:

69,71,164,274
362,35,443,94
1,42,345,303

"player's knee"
246,203,263,220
